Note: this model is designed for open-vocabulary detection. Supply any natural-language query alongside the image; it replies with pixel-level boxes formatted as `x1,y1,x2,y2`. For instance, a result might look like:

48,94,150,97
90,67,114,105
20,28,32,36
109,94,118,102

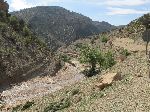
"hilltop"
12,6,116,50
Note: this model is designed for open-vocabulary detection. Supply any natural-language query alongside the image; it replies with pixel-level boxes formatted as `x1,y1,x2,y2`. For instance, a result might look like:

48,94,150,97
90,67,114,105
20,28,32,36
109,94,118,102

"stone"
95,72,121,90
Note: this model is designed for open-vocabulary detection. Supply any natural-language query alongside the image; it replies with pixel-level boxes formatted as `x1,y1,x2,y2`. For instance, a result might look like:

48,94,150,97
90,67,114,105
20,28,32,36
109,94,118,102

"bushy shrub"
75,43,83,49
79,45,104,75
120,49,131,57
59,54,71,62
19,19,25,31
23,26,31,36
0,22,7,32
12,101,34,111
101,35,108,43
103,51,116,69
44,98,71,112
9,16,19,31
0,11,7,22
24,36,33,46
21,101,34,111
78,44,116,76
12,104,22,112
71,88,80,96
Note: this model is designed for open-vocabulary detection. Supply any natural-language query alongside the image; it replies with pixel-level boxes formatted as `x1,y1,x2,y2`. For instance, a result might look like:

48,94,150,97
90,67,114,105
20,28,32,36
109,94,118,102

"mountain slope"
3,29,149,112
0,13,60,90
12,6,116,50
93,21,116,32
2,13,150,112
24,13,150,112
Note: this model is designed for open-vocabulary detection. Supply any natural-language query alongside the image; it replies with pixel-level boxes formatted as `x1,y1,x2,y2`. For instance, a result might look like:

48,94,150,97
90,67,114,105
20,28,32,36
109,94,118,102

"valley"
12,6,116,51
0,0,150,112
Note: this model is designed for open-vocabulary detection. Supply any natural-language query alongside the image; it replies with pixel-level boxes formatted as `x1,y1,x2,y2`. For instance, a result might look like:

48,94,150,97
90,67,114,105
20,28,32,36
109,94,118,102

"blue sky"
6,0,150,26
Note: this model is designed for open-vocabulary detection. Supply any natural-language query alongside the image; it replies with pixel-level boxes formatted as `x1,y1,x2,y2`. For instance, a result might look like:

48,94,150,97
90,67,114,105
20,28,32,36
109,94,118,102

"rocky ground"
23,49,150,112
0,37,150,112
0,60,85,109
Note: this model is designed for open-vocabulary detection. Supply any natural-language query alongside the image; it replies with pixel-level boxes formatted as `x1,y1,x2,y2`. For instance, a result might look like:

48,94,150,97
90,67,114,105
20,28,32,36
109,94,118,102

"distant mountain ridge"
12,6,117,50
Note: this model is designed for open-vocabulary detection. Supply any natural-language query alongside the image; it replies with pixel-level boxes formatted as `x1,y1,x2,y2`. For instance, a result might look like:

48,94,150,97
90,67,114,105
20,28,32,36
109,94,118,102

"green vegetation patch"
21,101,34,111
71,88,80,96
78,44,116,76
59,54,71,62
101,35,109,43
120,49,131,57
44,98,71,112
12,101,34,112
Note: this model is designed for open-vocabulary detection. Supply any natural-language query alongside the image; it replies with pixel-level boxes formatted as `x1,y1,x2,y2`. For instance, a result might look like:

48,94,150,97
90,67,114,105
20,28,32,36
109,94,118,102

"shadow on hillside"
0,59,62,92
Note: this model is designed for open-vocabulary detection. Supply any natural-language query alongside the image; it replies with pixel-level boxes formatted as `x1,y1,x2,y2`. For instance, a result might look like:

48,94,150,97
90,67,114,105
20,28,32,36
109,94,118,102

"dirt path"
113,38,150,52
1,60,85,108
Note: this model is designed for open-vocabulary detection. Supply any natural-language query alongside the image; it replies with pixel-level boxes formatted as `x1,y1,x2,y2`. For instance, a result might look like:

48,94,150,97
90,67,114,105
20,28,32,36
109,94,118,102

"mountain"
2,13,150,112
107,14,147,40
93,21,116,32
12,6,117,51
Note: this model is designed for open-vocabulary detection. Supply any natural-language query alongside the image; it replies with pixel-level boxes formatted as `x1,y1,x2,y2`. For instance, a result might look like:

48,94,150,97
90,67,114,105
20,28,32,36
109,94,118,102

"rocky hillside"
93,21,116,32
107,14,148,40
12,6,116,50
1,13,149,112
0,12,61,90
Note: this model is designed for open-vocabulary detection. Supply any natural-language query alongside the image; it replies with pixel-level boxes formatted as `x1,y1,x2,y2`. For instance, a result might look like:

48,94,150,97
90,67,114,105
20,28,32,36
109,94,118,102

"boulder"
95,72,121,90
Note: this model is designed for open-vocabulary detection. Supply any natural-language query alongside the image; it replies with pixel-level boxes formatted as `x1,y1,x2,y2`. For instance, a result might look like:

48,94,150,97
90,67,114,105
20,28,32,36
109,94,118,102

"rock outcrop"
95,72,121,90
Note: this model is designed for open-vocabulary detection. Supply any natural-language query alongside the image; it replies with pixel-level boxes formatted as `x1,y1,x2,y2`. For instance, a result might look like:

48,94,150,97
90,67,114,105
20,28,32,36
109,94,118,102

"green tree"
140,14,150,55
103,51,116,69
19,19,25,31
78,44,116,76
101,35,108,43
9,16,19,31
79,45,104,75
23,26,31,36
0,11,7,22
